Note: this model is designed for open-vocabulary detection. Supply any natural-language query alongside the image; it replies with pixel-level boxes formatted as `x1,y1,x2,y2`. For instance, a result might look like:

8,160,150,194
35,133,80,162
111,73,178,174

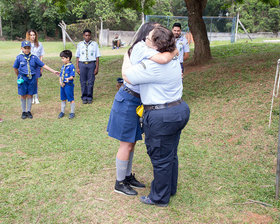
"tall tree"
184,0,279,65
184,0,211,65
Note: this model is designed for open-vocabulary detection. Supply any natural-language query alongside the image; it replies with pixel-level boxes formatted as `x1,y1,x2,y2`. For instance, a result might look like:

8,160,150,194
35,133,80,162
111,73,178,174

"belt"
144,99,183,111
122,86,140,98
80,61,95,64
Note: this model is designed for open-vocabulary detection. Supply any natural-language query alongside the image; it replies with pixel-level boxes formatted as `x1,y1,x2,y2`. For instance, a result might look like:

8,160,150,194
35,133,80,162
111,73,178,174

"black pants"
79,61,96,101
144,101,190,204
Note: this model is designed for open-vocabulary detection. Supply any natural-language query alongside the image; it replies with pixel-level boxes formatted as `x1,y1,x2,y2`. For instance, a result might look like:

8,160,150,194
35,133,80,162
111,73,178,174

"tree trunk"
184,0,211,65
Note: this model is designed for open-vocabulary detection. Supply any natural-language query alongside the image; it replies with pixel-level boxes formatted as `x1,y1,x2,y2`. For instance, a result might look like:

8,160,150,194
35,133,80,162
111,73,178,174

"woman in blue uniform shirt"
123,26,190,206
107,22,178,196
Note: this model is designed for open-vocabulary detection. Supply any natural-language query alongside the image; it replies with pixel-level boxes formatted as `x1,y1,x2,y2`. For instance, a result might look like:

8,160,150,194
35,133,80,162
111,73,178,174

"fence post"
231,17,236,43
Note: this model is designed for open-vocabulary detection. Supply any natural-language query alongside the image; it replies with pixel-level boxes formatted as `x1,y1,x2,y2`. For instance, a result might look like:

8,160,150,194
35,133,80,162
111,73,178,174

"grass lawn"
1,40,280,223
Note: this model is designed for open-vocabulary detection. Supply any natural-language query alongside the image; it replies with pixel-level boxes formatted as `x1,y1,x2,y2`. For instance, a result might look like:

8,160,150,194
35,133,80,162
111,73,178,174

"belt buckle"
84,62,89,64
153,105,159,110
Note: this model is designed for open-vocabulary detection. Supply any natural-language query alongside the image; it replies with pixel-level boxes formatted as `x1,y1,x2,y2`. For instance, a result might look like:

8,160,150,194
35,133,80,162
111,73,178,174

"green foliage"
111,0,156,14
266,8,280,34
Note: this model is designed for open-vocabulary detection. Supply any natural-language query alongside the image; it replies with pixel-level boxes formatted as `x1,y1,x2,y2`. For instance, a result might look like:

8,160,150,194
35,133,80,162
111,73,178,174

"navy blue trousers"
79,62,96,101
143,101,190,204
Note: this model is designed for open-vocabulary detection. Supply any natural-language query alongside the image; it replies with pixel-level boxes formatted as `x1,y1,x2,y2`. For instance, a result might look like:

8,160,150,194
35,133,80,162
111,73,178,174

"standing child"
58,50,76,119
26,29,45,104
13,41,59,119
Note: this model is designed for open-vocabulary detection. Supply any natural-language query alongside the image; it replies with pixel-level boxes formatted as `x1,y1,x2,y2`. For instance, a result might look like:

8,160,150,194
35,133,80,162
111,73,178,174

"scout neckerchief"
61,63,72,83
84,40,92,60
21,53,32,79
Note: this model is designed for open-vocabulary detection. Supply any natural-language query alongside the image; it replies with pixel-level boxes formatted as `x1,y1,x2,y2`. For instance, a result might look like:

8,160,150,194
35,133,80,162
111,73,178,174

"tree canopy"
0,0,279,41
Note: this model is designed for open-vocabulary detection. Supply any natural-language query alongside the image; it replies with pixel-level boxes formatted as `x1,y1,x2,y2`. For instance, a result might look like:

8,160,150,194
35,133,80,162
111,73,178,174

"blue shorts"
18,74,37,96
107,87,142,143
60,83,74,102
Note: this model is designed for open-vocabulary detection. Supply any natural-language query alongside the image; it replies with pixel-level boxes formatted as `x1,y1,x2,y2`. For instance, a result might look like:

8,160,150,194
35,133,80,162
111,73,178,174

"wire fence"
146,15,236,43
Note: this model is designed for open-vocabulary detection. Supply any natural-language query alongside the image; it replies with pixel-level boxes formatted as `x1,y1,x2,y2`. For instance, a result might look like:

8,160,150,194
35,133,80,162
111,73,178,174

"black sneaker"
87,100,92,104
69,113,75,119
114,180,138,196
21,112,28,119
26,111,33,119
83,100,88,104
125,173,145,188
58,112,65,119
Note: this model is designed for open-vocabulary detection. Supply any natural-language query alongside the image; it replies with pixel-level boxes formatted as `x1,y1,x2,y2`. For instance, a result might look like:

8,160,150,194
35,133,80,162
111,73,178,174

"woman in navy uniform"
107,22,178,196
123,26,190,206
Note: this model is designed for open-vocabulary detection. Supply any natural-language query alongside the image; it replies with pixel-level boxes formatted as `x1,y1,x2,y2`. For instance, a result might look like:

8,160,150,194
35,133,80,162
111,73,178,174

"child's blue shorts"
17,74,37,96
60,83,74,102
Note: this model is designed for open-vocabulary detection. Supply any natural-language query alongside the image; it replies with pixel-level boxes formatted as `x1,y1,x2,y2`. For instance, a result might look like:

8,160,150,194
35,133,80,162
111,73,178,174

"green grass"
1,41,280,223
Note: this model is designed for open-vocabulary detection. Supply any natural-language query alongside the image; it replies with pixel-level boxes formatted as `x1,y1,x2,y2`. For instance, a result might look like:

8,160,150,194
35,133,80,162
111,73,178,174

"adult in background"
76,29,101,104
123,26,190,207
112,33,121,49
26,29,45,104
107,22,178,196
172,23,190,74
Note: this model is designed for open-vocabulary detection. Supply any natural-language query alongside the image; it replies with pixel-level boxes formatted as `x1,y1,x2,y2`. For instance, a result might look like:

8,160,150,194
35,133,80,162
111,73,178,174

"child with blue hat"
13,40,59,119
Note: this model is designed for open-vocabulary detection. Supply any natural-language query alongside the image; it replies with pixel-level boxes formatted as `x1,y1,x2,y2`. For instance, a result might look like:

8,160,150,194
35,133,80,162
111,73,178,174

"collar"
84,40,92,45
63,62,72,67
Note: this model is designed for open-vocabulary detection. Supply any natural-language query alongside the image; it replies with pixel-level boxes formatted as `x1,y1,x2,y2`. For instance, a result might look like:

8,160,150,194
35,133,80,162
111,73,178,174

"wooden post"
0,13,2,37
276,109,280,199
58,21,76,48
99,17,103,47
235,11,239,42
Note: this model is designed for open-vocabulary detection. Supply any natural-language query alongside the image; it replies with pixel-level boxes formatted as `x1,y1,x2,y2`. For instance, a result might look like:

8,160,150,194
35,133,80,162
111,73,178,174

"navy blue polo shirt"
13,53,45,75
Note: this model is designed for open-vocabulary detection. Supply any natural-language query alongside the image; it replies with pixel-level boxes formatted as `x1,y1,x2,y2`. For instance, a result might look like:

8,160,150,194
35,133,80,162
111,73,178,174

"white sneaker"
35,97,40,104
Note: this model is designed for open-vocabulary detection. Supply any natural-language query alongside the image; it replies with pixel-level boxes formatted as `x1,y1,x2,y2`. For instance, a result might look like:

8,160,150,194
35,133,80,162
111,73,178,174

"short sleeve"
69,64,75,77
35,56,45,67
95,44,101,58
13,56,20,69
75,43,81,57
130,41,158,65
40,43,45,56
183,38,190,53
125,60,160,85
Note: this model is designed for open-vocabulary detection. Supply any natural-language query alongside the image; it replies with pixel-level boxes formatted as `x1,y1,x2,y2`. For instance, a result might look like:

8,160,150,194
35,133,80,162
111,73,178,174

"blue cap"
21,41,31,47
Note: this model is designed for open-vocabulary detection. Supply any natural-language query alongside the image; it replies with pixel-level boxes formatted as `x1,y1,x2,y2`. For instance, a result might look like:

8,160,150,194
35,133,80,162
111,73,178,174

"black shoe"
125,173,145,188
87,100,92,104
27,111,33,119
140,196,168,207
21,112,28,119
69,113,75,119
58,112,65,119
114,180,138,196
83,100,88,104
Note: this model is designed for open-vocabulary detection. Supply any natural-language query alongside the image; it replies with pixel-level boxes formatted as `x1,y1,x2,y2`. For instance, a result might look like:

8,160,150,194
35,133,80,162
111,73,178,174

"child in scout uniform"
58,50,76,119
13,41,59,119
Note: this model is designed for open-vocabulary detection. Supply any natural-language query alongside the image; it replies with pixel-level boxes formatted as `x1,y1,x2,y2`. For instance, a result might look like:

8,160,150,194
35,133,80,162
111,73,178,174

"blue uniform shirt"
125,58,182,105
76,40,101,62
60,63,75,84
13,53,44,75
176,35,190,63
124,41,158,93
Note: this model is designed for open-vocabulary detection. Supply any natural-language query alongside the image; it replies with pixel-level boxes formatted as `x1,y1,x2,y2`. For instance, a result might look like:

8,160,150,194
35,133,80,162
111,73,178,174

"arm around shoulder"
150,48,179,64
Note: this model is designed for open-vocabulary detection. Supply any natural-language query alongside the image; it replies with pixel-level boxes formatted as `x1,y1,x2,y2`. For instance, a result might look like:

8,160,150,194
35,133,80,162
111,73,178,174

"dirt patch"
242,211,274,224
183,63,214,76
